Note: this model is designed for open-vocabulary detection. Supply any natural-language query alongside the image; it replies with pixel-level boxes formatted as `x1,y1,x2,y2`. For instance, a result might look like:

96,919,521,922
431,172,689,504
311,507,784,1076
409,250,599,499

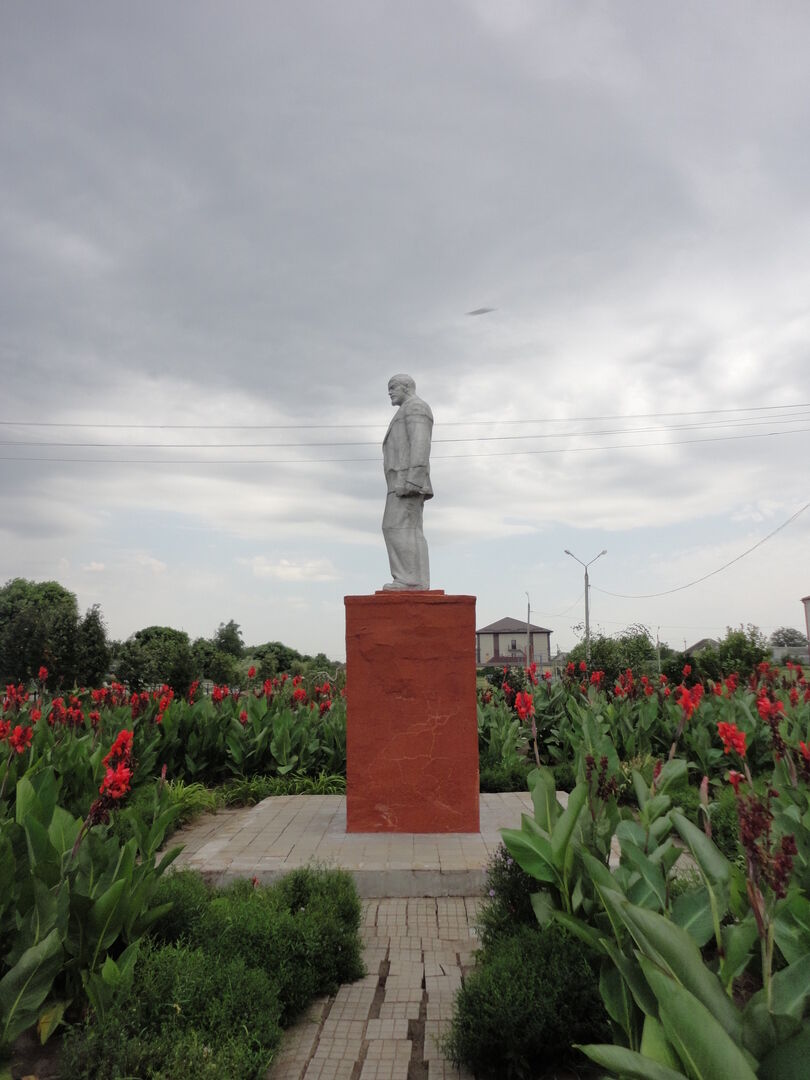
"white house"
475,617,552,669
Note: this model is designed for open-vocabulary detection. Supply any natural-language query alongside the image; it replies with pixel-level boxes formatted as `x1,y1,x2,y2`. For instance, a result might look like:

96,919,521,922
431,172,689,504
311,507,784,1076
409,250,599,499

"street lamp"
564,549,607,664
525,591,531,667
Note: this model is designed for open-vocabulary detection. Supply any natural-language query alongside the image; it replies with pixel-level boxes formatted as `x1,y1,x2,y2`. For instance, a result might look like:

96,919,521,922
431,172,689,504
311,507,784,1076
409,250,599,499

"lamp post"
525,591,531,667
564,549,607,664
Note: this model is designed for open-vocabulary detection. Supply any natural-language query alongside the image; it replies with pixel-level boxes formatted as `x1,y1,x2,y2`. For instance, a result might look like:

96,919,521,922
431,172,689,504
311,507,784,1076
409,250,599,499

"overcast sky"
2,1,809,660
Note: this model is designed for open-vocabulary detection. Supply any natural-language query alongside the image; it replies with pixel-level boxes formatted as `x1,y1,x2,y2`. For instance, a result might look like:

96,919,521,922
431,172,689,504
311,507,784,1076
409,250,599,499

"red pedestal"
345,591,479,833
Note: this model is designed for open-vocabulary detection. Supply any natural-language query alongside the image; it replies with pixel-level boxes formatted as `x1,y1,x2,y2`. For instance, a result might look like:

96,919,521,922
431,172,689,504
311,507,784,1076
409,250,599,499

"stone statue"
381,374,433,590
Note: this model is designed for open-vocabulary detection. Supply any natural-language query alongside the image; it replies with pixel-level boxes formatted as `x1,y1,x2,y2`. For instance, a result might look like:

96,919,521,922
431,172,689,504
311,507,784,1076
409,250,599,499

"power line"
0,401,808,431
1,424,808,464
592,501,810,600
3,412,808,449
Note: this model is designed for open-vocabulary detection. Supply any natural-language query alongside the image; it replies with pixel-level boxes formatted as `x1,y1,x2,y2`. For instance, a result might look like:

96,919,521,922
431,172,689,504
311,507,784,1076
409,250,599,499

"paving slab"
267,897,480,1080
169,791,534,896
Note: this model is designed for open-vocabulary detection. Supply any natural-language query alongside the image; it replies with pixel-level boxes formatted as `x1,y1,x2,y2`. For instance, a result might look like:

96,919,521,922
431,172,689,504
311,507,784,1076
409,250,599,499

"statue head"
388,374,415,406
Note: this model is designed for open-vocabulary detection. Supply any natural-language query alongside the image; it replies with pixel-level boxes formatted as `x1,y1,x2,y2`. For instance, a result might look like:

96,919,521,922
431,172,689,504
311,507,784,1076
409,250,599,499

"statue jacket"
383,395,433,498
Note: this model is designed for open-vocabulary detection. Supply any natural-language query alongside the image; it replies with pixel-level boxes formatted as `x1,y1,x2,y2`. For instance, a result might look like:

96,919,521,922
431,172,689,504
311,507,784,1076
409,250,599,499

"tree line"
0,578,335,692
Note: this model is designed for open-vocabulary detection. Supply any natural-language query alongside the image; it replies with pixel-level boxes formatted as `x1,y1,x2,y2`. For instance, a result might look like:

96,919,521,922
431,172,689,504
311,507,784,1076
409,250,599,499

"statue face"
388,381,408,406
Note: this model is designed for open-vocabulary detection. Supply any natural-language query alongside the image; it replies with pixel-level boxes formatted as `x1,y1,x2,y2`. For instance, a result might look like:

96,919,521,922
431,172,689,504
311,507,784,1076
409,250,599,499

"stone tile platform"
170,791,533,897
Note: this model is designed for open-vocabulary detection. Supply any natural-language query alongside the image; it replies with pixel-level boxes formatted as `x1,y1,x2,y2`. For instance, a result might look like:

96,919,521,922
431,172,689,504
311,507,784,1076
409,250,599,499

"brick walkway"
163,793,546,1079
267,896,479,1080
171,792,533,896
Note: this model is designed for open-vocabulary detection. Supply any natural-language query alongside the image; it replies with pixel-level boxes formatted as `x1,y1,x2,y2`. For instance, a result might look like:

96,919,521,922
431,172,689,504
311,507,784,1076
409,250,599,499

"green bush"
709,782,742,862
61,940,281,1080
479,759,532,792
198,869,364,1023
476,843,538,951
443,922,610,1079
149,868,213,946
551,759,577,792
60,866,365,1078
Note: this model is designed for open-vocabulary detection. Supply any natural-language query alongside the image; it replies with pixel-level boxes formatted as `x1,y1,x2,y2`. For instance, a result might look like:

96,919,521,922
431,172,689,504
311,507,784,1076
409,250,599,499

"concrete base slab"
167,791,534,896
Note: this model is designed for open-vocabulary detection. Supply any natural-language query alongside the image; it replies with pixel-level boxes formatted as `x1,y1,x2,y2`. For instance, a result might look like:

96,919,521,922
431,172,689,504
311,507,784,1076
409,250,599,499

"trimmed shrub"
476,843,538,950
443,923,610,1080
479,759,532,792
199,869,364,1022
61,941,282,1080
149,867,213,945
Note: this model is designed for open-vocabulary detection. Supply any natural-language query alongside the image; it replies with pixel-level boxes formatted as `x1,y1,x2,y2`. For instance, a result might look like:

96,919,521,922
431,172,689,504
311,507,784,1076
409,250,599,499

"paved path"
171,792,533,896
166,793,540,1079
267,896,479,1080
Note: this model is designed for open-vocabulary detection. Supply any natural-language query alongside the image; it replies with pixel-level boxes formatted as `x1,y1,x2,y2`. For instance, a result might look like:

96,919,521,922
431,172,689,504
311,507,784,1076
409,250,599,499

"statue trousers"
382,492,430,589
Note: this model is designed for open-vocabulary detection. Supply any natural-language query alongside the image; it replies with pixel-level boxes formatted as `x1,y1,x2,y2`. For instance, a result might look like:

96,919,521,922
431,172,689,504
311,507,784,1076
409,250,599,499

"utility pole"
564,549,607,664
525,591,531,667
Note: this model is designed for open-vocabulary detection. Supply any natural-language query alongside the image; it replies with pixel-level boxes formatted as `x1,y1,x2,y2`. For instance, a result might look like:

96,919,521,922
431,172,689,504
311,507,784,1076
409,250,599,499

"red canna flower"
247,665,256,679
103,729,134,767
239,709,248,725
8,725,33,753
514,691,535,720
682,664,692,676
728,770,744,794
38,666,48,681
717,721,747,757
99,761,132,800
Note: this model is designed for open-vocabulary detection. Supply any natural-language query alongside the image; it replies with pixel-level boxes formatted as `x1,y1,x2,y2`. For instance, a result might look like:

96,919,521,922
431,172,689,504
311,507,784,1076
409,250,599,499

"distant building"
476,617,552,669
684,638,720,656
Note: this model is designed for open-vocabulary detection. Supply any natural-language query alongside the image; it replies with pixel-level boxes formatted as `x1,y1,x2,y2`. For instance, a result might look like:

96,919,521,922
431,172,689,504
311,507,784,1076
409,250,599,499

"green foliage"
479,760,532,792
115,625,195,693
214,619,244,659
443,923,609,1079
195,868,364,1023
567,625,657,683
770,626,808,648
149,869,213,946
60,940,281,1080
708,783,742,862
0,755,181,1060
716,624,770,678
0,578,79,685
476,843,538,950
75,605,111,688
61,866,364,1078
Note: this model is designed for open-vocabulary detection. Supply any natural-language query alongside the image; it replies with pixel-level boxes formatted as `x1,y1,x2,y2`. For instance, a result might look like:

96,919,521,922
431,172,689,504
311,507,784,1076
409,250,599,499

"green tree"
566,625,656,683
190,636,217,679
716,624,769,677
208,650,240,686
214,619,244,659
769,626,808,648
0,578,79,685
251,640,306,680
76,604,111,686
115,626,194,693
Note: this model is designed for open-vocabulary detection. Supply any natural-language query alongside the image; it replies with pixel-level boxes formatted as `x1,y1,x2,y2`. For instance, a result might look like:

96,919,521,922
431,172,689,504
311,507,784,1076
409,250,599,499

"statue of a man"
381,374,433,590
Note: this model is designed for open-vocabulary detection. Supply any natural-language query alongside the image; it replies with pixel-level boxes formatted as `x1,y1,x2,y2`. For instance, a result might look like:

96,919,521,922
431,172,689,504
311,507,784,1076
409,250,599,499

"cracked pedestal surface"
345,592,479,833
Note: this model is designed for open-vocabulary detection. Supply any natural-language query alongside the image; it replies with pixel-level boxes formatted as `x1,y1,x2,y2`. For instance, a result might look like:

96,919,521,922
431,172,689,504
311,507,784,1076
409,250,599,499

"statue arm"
403,412,432,493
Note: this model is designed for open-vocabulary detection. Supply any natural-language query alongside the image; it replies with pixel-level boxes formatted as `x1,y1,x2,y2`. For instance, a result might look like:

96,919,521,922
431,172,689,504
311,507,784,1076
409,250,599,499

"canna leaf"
0,928,63,1046
641,958,757,1080
501,828,557,886
550,782,587,868
671,885,715,948
528,766,559,832
575,1042,688,1080
640,1014,682,1071
670,810,731,887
